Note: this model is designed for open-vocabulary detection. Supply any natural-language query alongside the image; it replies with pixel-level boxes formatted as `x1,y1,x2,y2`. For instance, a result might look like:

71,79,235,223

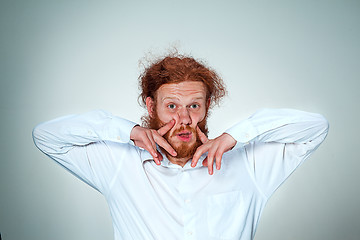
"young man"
33,55,329,240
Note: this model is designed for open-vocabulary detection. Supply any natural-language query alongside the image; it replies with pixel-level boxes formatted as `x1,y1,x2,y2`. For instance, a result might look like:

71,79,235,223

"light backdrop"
0,0,359,239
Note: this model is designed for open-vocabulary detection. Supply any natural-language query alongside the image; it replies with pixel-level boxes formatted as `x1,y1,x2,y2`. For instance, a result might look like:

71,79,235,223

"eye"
189,104,199,109
167,104,176,109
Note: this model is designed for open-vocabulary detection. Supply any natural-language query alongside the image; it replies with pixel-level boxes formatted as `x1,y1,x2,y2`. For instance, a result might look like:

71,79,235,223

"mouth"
176,131,192,142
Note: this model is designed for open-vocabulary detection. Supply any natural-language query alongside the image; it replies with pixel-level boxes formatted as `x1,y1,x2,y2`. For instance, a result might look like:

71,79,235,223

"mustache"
172,125,196,136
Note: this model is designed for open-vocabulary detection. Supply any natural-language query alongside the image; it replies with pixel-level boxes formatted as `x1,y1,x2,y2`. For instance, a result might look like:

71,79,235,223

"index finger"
191,144,209,167
154,134,177,157
157,119,175,136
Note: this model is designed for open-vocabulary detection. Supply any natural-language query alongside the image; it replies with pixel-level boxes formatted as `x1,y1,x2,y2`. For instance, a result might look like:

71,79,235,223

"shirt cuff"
105,116,138,143
225,119,259,149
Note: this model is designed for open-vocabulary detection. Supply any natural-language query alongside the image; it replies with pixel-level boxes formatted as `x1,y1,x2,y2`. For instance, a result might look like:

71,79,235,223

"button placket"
179,170,197,239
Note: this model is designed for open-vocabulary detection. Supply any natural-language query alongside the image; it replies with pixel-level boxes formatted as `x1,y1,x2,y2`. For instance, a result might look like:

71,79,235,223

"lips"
176,131,192,142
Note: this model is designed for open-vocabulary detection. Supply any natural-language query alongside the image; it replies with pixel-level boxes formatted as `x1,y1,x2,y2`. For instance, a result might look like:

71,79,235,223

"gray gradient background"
0,0,359,239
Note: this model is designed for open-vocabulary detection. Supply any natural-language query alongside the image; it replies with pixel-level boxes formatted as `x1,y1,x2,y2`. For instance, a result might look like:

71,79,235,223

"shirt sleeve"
225,108,329,198
32,110,138,193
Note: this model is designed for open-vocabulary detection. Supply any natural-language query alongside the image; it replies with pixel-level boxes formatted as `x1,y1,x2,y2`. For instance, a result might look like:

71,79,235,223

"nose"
178,108,192,125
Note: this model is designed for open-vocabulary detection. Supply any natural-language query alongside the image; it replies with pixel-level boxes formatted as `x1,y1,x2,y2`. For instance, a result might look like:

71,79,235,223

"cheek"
157,108,176,123
190,112,206,126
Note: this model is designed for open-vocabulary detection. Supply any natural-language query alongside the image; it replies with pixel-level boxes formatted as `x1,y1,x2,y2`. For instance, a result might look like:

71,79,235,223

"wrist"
130,124,141,140
222,133,237,150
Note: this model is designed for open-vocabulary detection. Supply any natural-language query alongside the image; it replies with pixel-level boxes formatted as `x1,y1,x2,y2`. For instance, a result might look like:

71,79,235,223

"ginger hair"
138,53,227,127
138,53,226,108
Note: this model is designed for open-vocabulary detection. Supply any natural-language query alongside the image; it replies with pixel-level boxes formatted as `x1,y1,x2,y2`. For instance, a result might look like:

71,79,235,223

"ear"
206,98,211,110
146,97,155,118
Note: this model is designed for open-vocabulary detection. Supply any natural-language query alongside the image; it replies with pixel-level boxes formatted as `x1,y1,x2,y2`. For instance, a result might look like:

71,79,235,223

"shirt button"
185,199,191,204
117,136,121,140
187,231,193,236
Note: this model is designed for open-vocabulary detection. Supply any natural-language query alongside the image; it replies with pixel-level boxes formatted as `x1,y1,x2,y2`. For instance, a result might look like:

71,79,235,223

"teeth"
179,133,190,136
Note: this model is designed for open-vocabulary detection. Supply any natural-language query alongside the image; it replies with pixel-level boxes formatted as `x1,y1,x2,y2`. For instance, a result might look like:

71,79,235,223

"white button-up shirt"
32,109,329,240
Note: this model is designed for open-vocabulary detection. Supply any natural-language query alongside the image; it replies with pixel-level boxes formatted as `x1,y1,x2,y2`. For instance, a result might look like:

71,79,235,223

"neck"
164,152,191,167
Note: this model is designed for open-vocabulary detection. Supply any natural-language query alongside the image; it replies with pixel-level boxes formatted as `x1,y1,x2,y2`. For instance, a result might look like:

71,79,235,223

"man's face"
148,81,209,159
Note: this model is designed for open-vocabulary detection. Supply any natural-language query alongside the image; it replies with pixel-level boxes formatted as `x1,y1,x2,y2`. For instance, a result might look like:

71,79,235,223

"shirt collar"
140,148,207,169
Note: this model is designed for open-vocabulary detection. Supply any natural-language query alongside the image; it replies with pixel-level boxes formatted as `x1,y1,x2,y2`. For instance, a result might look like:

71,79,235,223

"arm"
192,109,329,178
33,110,176,189
32,110,138,192
228,108,329,197
225,108,329,148
33,110,137,155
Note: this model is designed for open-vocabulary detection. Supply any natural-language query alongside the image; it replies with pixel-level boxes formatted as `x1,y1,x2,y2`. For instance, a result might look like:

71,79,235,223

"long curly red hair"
138,54,227,109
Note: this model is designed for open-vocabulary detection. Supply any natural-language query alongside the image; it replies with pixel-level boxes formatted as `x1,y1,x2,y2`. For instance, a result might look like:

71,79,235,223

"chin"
169,138,199,159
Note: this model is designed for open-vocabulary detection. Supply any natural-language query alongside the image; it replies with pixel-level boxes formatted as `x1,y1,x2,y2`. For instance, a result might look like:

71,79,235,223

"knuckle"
199,144,209,151
208,149,215,156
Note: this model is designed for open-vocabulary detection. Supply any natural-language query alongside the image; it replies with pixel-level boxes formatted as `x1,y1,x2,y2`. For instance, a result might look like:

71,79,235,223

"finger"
157,150,163,162
191,145,208,167
202,157,208,166
207,151,215,175
144,132,160,164
143,138,158,159
146,131,158,155
215,150,224,170
196,126,208,144
154,134,177,156
157,119,175,136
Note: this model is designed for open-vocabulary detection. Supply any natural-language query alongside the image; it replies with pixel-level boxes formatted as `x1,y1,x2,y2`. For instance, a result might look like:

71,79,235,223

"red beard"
148,112,208,160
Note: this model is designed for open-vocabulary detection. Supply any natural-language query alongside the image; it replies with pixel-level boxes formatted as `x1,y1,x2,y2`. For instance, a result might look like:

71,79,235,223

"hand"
130,120,177,165
191,126,237,175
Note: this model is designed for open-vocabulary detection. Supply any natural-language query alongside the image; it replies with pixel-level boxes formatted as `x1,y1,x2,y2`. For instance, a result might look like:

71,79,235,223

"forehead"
156,81,207,102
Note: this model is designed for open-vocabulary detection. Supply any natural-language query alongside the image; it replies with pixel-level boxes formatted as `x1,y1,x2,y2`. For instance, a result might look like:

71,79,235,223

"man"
33,54,329,240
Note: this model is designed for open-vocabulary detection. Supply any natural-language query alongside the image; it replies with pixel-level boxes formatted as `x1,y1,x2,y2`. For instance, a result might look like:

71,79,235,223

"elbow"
314,114,330,143
32,123,70,155
32,123,49,153
319,114,330,134
32,124,43,150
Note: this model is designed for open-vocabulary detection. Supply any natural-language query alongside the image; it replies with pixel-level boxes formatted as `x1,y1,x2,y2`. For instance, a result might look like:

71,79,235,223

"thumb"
157,119,175,136
196,126,208,144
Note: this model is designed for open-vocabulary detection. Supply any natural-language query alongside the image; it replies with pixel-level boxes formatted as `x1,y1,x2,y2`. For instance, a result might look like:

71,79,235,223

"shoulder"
85,141,144,167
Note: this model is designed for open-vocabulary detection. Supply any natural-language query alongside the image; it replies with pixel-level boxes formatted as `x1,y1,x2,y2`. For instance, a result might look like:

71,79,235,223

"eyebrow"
191,97,206,101
162,97,180,102
162,96,205,102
